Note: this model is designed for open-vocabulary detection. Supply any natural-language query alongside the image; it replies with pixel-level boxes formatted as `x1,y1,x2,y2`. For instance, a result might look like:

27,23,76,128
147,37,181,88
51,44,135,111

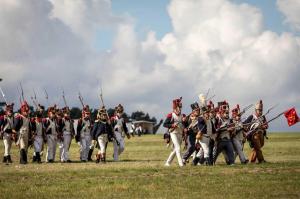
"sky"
0,0,300,132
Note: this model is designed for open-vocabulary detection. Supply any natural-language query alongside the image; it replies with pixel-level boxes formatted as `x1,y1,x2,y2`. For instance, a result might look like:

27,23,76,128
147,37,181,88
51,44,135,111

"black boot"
36,152,41,163
205,158,212,166
7,155,12,163
95,154,100,164
20,149,27,164
101,153,106,164
199,156,205,165
20,150,25,164
32,154,37,163
23,150,28,164
193,157,200,166
88,149,93,162
2,156,7,163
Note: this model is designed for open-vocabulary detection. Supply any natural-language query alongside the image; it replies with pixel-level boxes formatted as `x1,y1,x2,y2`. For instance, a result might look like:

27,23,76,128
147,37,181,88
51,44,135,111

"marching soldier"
91,107,114,163
44,106,58,163
56,109,65,162
208,102,219,165
31,107,45,163
231,105,248,164
13,101,32,164
60,107,74,162
182,102,200,164
164,97,187,167
111,104,130,161
194,106,216,166
244,100,268,163
76,105,92,162
0,103,15,164
214,101,235,165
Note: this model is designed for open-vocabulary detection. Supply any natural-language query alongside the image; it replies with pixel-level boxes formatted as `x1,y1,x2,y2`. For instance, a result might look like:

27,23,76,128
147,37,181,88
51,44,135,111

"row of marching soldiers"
163,95,268,167
0,101,130,164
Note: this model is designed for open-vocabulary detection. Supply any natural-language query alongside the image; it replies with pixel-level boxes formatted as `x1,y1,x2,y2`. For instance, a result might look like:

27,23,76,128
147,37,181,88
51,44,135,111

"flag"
284,108,299,126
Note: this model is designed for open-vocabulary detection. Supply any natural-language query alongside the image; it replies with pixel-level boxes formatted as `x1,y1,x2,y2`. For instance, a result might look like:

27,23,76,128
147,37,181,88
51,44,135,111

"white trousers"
18,130,29,150
166,133,183,166
97,134,108,154
199,136,210,158
3,133,12,156
46,134,57,161
113,131,125,161
34,136,43,153
59,132,72,161
80,134,91,161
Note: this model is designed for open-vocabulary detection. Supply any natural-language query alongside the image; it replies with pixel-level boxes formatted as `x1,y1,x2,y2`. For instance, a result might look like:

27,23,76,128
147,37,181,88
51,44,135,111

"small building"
131,120,155,134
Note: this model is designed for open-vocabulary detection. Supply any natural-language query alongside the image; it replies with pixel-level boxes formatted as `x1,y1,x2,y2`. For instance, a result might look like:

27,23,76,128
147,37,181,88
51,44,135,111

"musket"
44,88,49,106
31,88,39,109
62,89,68,107
246,111,284,139
207,94,216,102
243,103,279,127
216,104,253,132
267,112,284,124
17,87,22,105
265,104,279,116
78,92,84,108
33,88,37,101
239,104,254,117
205,88,210,99
30,96,38,109
99,84,120,145
0,86,8,104
19,82,25,102
99,84,110,121
216,104,255,133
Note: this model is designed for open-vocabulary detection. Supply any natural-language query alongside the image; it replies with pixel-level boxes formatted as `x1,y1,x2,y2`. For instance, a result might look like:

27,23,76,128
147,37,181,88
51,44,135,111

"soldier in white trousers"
31,110,45,163
76,105,92,162
13,101,32,164
231,105,248,164
91,107,114,163
56,109,65,163
60,107,74,163
44,107,57,163
111,104,130,161
194,106,216,166
0,103,15,164
163,97,187,167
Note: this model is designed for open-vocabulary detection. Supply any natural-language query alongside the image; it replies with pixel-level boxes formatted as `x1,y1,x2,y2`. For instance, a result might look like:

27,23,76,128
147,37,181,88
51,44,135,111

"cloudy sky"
0,0,300,132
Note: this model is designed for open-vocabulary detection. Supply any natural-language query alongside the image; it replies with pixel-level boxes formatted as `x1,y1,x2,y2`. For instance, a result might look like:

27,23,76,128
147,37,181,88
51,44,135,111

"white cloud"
0,0,299,131
277,0,300,32
49,0,129,43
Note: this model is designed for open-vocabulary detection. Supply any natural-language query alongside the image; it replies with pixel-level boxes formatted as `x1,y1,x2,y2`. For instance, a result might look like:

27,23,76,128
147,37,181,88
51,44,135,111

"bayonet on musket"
62,89,68,107
240,104,253,116
19,82,25,102
78,92,84,108
243,104,279,127
207,94,216,102
246,111,284,139
30,88,39,109
99,83,120,145
30,96,38,109
44,88,49,106
0,86,8,104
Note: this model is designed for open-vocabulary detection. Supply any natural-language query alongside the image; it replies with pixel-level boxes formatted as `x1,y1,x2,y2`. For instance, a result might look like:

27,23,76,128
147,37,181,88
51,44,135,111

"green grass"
0,133,300,199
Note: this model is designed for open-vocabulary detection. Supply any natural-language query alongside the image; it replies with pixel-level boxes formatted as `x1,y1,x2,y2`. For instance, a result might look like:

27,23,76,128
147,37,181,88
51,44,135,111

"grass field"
0,133,300,199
